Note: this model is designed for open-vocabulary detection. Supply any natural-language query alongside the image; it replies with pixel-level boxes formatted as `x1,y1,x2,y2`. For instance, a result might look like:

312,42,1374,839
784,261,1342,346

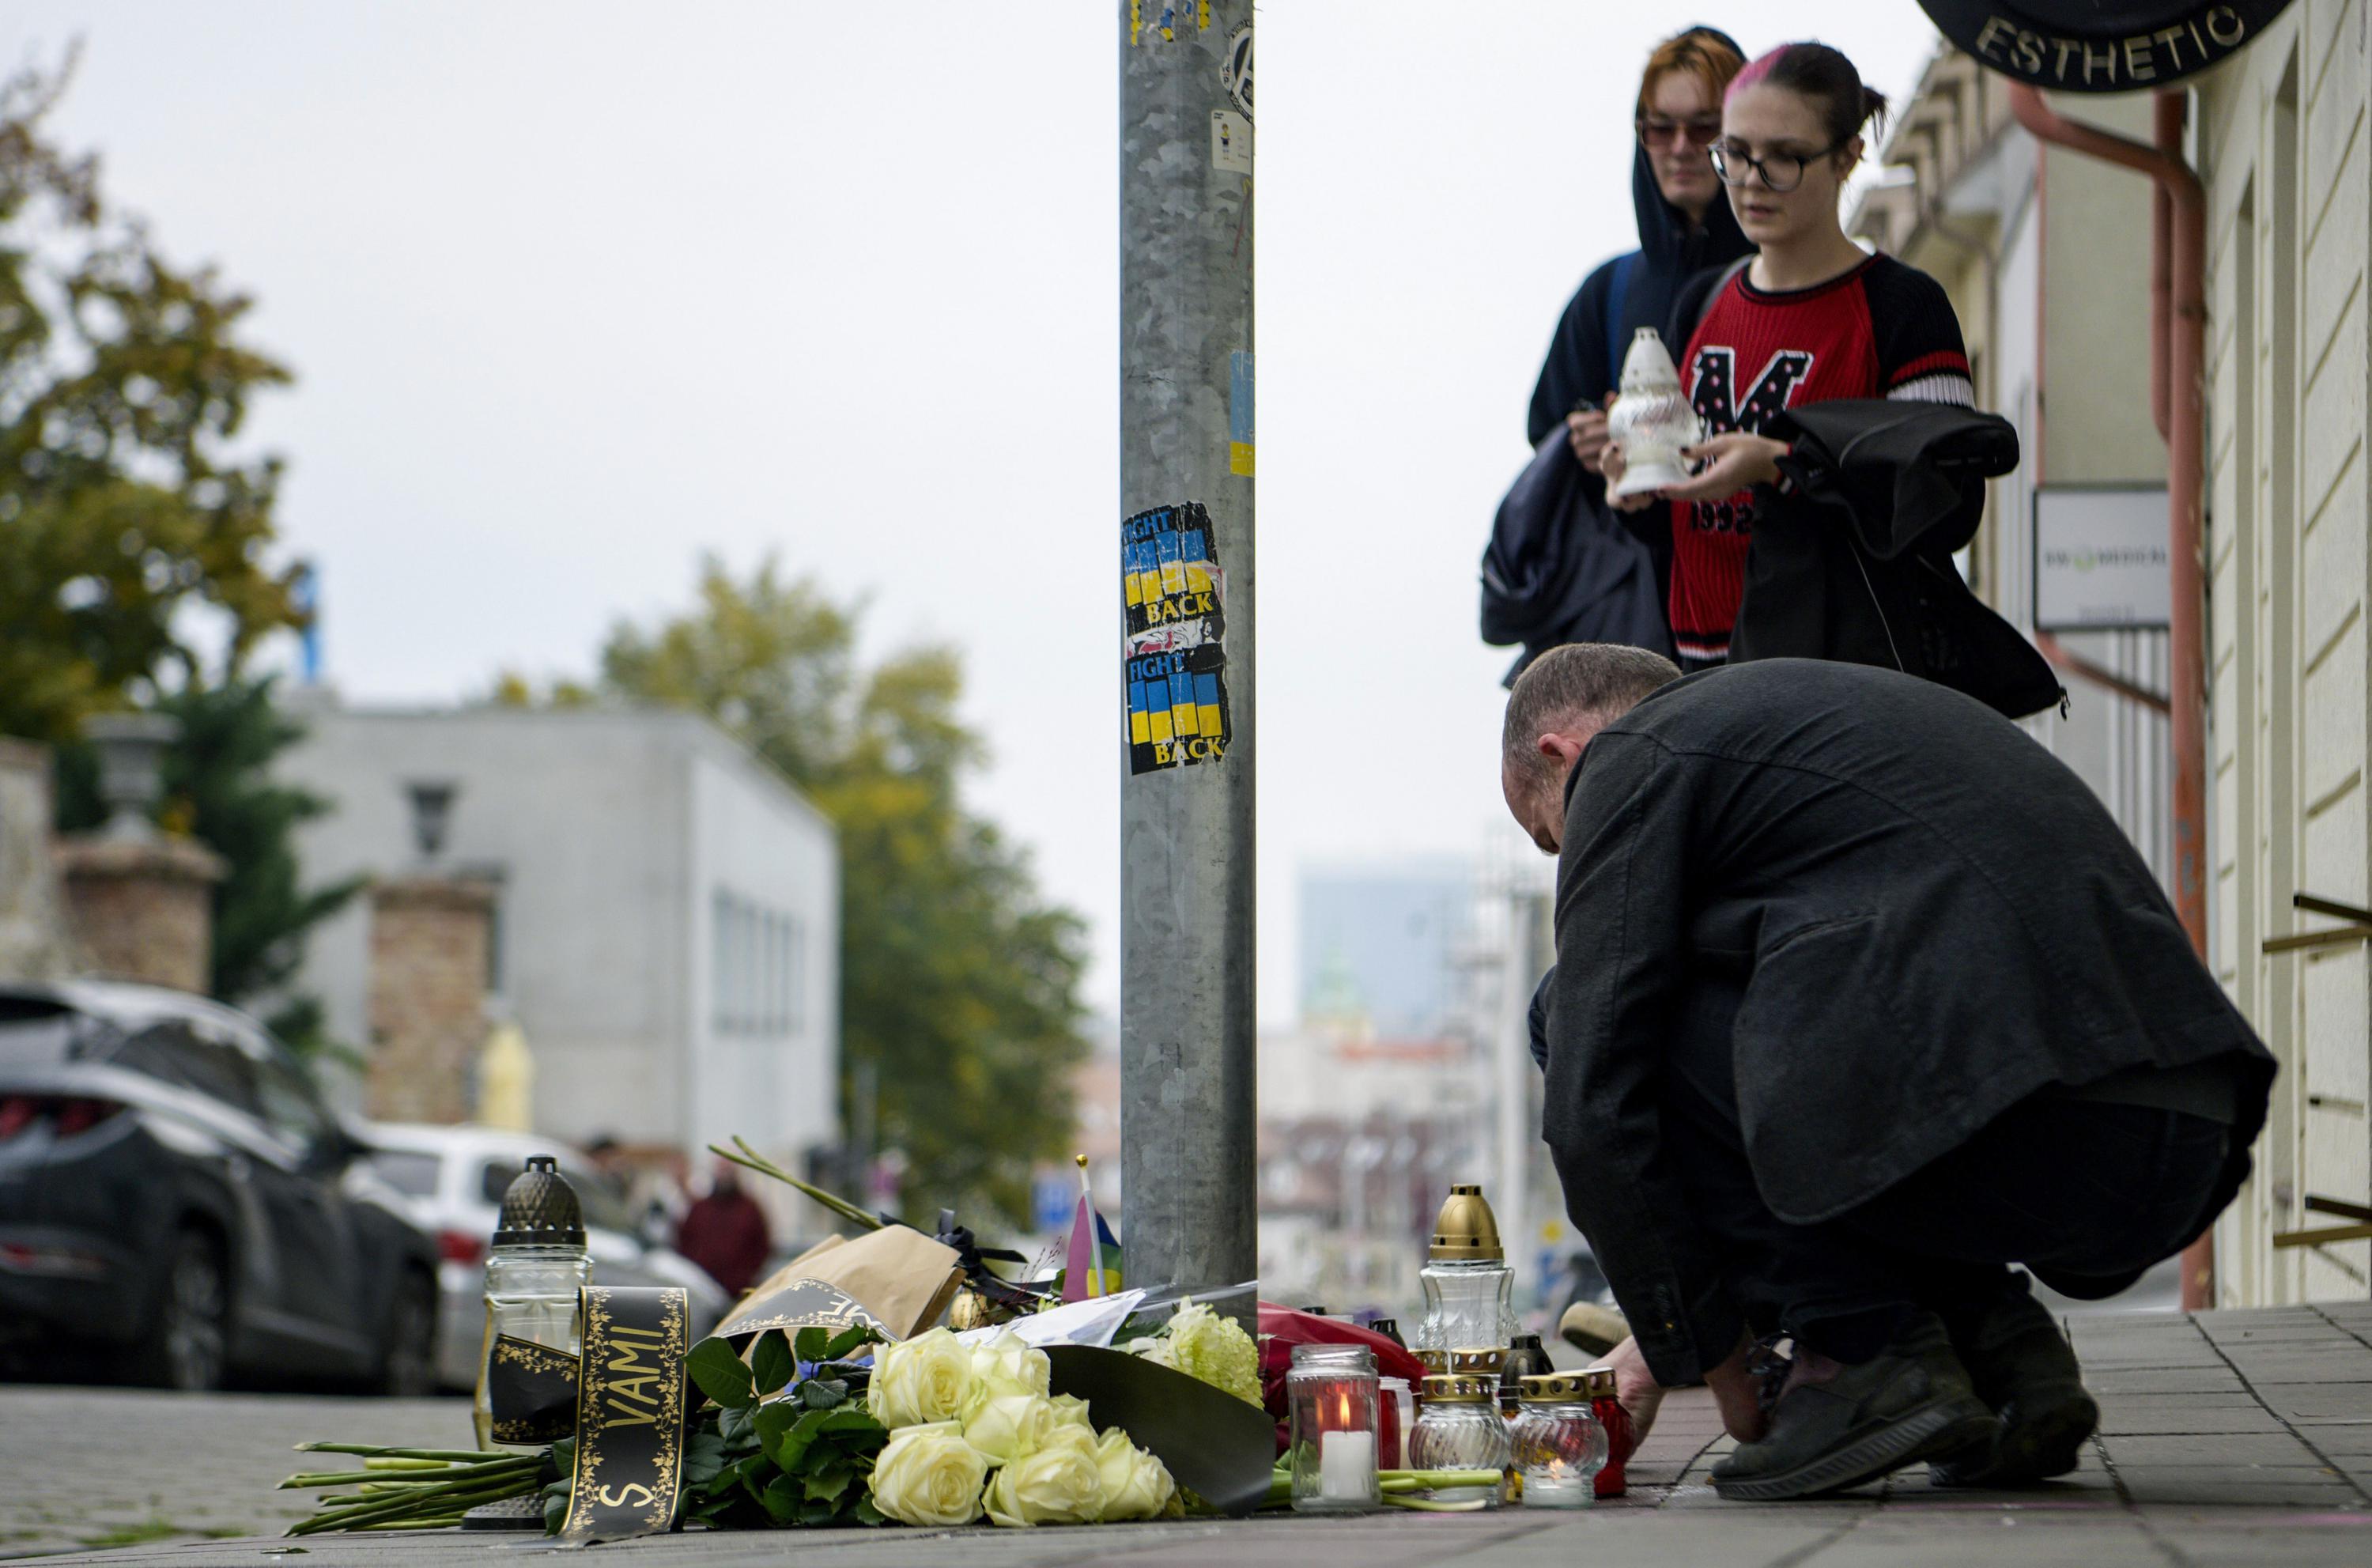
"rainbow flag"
1063,1166,1123,1301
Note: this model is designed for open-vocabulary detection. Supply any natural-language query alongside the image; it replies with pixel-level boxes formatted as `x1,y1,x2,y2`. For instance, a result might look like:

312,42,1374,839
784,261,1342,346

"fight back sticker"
1123,502,1231,774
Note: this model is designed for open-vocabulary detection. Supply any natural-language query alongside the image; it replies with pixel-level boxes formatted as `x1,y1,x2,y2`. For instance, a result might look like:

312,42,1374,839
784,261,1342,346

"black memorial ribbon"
557,1285,690,1545
486,1334,580,1445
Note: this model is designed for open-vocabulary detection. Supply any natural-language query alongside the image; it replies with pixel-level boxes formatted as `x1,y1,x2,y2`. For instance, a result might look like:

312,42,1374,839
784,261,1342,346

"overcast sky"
3,2,1941,1025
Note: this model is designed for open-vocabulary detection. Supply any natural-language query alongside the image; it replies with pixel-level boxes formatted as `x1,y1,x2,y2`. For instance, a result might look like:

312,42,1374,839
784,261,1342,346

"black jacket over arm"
1541,661,2273,1387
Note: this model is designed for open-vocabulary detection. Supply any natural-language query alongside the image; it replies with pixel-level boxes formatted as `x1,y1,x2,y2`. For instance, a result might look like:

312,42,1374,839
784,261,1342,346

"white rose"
1046,1393,1095,1433
869,1424,988,1528
1037,1419,1100,1460
982,1441,1101,1527
960,1391,1055,1468
968,1332,1052,1402
867,1328,975,1428
1093,1427,1177,1523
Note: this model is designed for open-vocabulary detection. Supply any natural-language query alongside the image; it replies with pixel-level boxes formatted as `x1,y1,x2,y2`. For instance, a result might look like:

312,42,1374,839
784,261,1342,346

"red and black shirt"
1669,253,1973,664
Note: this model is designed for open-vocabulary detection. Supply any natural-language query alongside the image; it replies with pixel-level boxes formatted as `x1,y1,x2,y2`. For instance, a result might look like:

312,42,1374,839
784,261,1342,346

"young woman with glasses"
1527,26,1751,474
1605,42,1976,671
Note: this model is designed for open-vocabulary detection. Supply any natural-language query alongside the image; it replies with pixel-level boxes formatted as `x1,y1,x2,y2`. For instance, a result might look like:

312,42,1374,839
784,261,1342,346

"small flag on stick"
1063,1154,1123,1301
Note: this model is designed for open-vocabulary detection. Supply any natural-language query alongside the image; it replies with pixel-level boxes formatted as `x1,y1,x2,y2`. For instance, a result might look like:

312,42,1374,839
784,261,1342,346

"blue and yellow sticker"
1122,501,1229,775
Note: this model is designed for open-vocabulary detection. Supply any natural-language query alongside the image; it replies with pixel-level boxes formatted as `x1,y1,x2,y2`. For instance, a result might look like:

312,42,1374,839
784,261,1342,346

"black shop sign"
1916,2,2294,90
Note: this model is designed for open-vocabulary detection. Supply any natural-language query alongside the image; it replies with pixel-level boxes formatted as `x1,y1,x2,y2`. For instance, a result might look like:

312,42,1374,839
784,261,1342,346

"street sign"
1917,2,2295,92
2033,486,2171,632
1034,1172,1076,1235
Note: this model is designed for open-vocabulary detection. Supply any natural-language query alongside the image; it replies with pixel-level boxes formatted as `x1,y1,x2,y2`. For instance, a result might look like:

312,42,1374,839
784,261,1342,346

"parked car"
0,981,440,1393
360,1124,729,1391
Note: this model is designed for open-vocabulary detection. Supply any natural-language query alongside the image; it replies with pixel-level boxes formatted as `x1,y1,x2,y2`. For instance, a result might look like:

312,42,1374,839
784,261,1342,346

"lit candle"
1319,1429,1376,1500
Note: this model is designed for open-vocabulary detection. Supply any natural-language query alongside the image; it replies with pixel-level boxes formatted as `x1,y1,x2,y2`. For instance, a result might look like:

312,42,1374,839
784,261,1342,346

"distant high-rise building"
1297,860,1469,1037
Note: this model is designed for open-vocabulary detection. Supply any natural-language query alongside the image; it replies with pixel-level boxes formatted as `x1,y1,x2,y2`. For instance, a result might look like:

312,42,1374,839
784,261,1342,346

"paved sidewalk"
9,1302,2371,1566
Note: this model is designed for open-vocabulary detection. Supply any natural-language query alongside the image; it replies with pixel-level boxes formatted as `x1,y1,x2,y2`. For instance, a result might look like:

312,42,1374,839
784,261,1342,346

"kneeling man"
1503,646,2272,1500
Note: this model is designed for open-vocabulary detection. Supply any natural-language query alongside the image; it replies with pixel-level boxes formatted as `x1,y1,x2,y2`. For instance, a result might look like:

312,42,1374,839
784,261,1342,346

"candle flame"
1336,1392,1350,1426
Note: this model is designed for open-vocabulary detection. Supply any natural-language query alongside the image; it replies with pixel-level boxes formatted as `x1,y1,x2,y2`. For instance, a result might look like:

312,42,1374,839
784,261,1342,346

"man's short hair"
1501,644,1680,781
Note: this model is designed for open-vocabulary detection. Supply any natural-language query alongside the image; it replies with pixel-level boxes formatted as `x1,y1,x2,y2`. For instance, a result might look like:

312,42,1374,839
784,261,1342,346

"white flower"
869,1424,987,1527
1046,1393,1096,1433
968,1332,1052,1402
960,1392,1056,1468
867,1328,974,1428
983,1440,1101,1527
1092,1427,1177,1522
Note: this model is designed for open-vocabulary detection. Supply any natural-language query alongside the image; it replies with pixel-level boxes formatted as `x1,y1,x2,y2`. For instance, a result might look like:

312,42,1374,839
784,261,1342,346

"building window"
712,888,807,1039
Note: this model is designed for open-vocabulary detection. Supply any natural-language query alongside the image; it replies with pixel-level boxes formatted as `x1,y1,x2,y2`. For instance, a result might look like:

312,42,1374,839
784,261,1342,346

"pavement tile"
2099,1432,2332,1466
2095,1407,2288,1434
2254,1383,2372,1419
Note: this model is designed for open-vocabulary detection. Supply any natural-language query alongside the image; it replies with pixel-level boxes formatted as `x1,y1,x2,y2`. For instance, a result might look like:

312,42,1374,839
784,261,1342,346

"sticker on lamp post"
1122,503,1231,775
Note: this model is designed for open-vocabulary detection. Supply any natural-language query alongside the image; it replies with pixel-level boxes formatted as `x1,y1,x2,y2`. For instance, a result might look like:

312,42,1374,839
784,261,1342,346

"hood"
1630,25,1751,270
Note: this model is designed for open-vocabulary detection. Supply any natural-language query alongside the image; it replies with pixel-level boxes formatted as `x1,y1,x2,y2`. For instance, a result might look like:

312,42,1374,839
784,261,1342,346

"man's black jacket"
1539,660,2272,1386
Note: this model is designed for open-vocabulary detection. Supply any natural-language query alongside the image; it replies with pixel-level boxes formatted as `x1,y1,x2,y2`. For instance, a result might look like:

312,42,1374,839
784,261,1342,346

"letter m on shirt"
1691,348,1815,436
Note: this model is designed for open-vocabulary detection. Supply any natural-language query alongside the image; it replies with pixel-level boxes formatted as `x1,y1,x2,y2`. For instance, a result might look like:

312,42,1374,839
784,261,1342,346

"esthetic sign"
1917,2,2293,91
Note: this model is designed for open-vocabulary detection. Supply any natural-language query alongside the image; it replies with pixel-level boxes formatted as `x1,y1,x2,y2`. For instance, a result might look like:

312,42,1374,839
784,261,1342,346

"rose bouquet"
865,1328,1179,1527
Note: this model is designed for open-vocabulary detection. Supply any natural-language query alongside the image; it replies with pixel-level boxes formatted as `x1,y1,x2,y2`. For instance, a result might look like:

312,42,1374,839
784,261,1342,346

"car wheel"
378,1272,439,1398
138,1232,230,1392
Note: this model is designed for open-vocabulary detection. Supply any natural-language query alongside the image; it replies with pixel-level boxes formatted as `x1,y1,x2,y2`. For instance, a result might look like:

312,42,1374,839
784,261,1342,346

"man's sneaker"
1558,1302,1628,1358
1709,1311,1995,1501
1927,1282,2098,1487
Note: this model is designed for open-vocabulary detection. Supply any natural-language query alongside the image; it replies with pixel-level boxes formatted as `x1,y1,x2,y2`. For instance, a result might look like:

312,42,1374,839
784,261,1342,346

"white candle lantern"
1606,327,1705,499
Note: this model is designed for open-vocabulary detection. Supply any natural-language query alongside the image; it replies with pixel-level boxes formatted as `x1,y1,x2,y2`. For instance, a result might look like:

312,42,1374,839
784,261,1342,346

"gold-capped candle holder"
1512,1373,1609,1508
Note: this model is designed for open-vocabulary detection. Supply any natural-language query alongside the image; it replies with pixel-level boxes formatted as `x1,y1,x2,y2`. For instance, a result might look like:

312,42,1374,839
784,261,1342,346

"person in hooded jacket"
1528,27,1754,471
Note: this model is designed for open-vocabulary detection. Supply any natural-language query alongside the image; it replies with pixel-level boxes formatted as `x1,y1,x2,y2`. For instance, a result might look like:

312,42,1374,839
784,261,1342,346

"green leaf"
793,1327,829,1365
798,1378,845,1410
687,1337,756,1411
822,1324,878,1361
854,1495,885,1527
814,1407,886,1438
803,1464,852,1504
750,1331,794,1396
758,1473,802,1525
682,1430,727,1489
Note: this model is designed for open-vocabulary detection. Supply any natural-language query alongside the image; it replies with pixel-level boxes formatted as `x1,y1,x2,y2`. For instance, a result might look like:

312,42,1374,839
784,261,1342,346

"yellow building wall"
2200,0,2372,1305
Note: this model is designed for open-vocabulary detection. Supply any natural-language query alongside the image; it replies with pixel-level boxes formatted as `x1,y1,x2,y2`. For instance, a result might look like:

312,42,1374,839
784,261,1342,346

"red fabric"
674,1189,771,1298
1256,1304,1427,1458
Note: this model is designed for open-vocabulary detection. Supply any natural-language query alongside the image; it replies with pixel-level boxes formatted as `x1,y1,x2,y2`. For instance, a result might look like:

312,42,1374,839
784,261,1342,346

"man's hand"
1700,1328,1770,1444
1602,1334,1666,1445
1566,408,1611,471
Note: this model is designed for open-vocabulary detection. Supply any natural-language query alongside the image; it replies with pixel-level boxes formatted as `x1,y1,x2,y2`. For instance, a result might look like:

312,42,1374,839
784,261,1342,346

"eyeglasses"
1637,115,1722,149
1709,139,1845,194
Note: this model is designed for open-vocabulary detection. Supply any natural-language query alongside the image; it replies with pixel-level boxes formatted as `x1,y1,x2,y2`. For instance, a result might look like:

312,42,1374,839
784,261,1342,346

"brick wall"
366,875,494,1124
54,836,226,994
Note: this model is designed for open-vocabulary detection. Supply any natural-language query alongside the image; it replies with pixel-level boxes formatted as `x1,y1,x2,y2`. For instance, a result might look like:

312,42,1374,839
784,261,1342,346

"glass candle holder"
1512,1373,1609,1508
1409,1374,1510,1504
1288,1343,1381,1513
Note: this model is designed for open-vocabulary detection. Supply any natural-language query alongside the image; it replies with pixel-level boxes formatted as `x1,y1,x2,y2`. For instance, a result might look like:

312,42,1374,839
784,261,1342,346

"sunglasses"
1637,115,1723,149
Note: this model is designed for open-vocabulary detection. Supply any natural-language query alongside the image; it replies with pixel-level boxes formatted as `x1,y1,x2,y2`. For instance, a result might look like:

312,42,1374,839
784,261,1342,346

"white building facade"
2195,0,2372,1304
278,697,840,1168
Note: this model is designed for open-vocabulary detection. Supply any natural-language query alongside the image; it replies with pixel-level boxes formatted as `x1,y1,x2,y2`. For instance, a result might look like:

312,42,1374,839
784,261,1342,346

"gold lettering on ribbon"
559,1286,689,1544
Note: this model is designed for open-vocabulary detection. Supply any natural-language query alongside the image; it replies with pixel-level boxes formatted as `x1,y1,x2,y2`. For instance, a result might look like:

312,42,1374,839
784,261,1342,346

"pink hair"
1724,44,1789,103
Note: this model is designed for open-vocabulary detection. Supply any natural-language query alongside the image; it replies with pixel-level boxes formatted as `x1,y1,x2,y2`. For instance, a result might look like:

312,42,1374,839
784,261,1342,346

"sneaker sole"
1929,1385,2098,1488
1713,1398,1996,1502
